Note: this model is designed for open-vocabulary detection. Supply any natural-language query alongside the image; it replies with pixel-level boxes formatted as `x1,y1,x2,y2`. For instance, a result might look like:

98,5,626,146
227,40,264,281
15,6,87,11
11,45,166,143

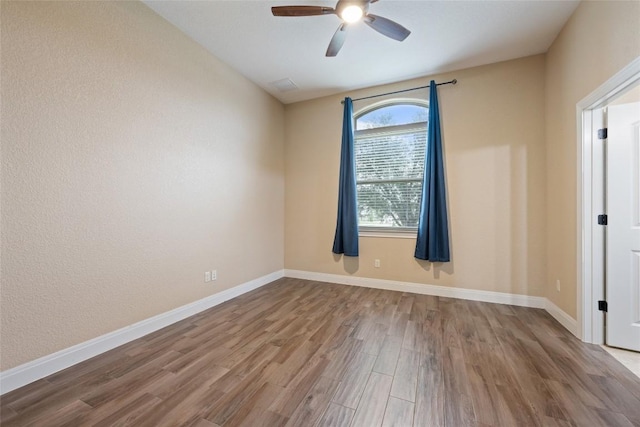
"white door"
607,100,640,351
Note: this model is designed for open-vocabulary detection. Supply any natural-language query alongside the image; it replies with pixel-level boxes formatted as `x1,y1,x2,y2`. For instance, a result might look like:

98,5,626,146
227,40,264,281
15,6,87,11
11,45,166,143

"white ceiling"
143,0,580,104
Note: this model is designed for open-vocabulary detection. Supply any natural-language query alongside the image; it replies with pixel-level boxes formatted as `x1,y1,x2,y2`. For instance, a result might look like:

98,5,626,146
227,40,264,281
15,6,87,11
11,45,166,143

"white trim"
285,269,545,308
544,299,578,337
576,106,607,344
576,56,640,343
0,270,284,395
286,269,579,336
359,230,417,239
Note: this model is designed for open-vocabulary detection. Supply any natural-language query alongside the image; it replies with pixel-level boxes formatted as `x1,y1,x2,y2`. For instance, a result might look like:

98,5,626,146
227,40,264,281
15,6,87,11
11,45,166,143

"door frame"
577,56,640,343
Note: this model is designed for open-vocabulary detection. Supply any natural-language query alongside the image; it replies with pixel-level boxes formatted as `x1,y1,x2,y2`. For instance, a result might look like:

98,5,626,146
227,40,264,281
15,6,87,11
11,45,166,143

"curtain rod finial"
452,79,457,85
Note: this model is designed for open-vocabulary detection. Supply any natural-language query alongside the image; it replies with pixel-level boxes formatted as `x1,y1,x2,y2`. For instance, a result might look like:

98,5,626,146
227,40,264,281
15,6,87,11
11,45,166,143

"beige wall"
545,0,640,318
0,1,284,370
285,55,547,297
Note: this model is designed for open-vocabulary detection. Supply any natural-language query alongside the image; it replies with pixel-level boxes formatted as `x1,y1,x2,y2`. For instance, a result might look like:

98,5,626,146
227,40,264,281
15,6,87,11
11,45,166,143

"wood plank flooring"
2,277,640,426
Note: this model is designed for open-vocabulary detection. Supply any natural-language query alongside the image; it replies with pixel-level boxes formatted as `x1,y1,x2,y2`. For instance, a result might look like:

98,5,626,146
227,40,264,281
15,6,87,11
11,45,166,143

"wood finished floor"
2,277,640,427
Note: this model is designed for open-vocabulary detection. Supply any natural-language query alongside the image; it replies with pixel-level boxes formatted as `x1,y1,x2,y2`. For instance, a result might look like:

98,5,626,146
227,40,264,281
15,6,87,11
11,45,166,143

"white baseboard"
0,270,284,395
284,269,546,308
285,269,579,337
544,298,578,337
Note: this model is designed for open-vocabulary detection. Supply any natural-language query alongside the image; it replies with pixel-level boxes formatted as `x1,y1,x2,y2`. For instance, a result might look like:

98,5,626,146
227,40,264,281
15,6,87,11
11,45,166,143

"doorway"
578,57,640,348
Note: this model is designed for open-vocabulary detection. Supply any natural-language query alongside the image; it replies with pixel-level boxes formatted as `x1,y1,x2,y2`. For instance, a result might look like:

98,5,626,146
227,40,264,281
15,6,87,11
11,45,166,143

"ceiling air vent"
270,78,298,92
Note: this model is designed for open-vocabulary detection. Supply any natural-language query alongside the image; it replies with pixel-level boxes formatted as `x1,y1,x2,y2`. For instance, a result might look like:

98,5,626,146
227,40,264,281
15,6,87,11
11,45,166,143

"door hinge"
598,300,608,312
598,128,608,139
597,214,607,225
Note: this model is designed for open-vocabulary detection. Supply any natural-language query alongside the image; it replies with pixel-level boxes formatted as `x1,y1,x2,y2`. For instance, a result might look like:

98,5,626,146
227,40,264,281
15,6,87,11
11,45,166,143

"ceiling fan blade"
326,23,348,57
364,14,410,41
271,6,335,16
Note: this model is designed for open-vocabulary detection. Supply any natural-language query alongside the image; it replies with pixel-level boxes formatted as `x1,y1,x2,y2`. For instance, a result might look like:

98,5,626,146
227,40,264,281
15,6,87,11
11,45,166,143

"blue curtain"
415,81,450,262
332,97,359,257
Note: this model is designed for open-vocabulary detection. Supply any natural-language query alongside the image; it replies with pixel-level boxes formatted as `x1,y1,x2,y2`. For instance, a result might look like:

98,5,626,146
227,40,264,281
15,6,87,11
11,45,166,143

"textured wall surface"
0,1,284,370
285,56,547,298
545,0,640,318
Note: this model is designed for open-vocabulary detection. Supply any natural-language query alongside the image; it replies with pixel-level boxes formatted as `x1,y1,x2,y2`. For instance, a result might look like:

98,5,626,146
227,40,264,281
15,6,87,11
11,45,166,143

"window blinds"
354,124,427,228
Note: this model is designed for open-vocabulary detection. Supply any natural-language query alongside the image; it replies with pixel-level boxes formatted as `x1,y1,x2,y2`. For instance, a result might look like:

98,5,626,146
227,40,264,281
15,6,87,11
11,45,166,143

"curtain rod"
340,79,457,104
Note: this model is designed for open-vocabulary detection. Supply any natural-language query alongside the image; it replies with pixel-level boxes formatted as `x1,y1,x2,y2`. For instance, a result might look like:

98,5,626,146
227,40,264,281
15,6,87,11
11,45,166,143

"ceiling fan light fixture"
341,5,363,23
272,0,411,56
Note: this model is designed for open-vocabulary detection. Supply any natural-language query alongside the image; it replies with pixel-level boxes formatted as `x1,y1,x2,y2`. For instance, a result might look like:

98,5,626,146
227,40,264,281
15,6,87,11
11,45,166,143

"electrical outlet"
205,271,211,282
556,279,561,292
212,270,217,281
374,259,380,268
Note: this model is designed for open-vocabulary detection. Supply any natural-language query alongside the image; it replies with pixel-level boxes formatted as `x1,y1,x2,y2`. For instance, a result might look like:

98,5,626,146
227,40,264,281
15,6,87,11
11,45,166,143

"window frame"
353,99,429,237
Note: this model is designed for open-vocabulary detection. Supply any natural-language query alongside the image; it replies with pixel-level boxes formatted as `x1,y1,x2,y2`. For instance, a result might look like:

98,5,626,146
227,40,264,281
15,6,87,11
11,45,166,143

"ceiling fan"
271,0,411,57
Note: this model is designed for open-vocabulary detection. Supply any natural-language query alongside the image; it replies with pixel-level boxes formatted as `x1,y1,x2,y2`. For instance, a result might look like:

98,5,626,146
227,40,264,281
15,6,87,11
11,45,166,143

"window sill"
359,228,417,239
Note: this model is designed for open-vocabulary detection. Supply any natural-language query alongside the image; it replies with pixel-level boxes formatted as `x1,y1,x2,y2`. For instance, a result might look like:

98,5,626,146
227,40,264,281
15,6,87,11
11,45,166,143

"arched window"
354,100,428,231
